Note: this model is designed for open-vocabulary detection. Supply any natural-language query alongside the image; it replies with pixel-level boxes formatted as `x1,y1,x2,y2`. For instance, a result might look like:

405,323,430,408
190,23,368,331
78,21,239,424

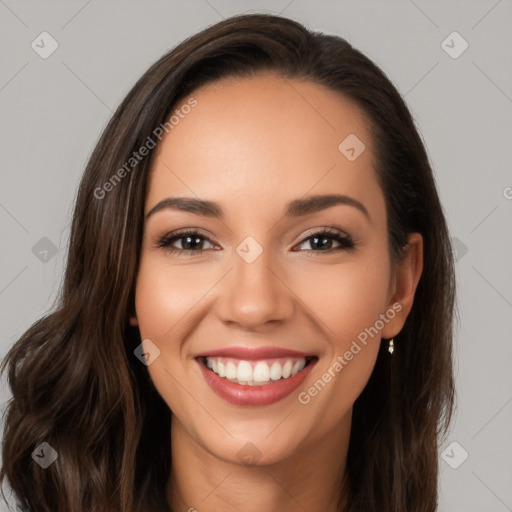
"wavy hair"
0,13,456,512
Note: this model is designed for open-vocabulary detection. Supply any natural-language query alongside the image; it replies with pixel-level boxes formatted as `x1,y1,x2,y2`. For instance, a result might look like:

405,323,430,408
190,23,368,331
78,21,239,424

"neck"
166,411,352,512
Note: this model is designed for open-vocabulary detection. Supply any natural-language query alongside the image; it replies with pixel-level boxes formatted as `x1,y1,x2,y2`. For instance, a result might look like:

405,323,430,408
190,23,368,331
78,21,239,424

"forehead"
145,73,382,223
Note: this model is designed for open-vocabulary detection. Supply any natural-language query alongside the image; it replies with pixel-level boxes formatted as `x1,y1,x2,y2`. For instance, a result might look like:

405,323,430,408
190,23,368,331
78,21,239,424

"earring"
388,338,394,355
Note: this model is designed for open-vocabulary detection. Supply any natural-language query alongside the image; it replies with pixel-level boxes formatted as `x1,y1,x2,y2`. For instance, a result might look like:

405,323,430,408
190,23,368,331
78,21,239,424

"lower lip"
197,358,317,406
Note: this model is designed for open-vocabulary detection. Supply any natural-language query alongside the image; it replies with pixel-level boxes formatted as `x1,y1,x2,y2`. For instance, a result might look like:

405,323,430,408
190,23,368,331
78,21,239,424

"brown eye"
295,229,355,253
158,230,216,255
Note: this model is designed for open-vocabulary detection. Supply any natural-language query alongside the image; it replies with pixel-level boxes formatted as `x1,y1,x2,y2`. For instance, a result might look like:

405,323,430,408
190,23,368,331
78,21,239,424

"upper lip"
195,346,316,360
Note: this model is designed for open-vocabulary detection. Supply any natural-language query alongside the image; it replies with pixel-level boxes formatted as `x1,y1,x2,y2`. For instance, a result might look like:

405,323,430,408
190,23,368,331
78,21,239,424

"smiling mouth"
198,356,318,386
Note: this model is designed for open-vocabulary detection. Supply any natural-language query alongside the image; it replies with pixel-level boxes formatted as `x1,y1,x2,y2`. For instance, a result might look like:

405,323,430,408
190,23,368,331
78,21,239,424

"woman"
0,13,456,512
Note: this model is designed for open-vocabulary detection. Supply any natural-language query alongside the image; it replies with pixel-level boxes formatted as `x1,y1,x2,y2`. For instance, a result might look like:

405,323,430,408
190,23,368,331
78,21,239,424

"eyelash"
156,228,356,256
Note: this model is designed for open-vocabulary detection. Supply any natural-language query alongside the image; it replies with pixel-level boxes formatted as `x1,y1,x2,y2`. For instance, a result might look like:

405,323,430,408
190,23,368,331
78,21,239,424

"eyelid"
155,228,218,249
156,226,350,244
296,225,351,241
292,226,355,252
155,225,356,255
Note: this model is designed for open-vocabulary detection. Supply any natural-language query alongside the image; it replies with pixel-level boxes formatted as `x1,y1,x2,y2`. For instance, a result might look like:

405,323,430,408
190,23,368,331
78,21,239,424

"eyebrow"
146,194,369,221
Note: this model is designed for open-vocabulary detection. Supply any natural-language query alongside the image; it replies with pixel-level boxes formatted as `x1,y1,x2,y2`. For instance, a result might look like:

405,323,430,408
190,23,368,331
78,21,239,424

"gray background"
1,1,511,510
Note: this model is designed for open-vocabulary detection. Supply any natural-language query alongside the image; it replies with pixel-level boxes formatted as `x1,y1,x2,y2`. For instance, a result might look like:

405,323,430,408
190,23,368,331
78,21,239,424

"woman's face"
130,73,420,466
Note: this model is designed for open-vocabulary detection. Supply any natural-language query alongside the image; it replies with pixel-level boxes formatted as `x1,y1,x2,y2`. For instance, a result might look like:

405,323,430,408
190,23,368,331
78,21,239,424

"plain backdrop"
1,1,511,510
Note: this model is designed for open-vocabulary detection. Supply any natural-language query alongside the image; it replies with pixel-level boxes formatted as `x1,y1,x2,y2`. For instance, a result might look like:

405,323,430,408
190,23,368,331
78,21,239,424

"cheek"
297,255,391,344
134,258,213,340
135,246,391,357
133,259,203,416
294,255,390,412
132,248,391,447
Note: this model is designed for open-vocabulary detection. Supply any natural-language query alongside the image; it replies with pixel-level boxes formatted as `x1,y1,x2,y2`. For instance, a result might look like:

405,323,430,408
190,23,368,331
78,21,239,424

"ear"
129,303,139,326
381,232,423,339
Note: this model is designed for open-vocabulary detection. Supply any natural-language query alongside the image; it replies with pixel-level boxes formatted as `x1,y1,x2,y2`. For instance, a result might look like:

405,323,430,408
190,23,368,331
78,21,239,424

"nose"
215,245,295,330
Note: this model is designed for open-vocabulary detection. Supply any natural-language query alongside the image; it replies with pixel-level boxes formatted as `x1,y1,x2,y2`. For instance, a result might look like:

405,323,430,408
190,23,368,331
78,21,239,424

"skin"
129,73,423,512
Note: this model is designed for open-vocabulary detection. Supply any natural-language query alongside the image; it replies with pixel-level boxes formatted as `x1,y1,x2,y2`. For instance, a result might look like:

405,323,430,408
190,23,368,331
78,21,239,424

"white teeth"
226,361,237,379
291,359,305,376
217,361,226,378
270,362,282,381
237,361,253,382
204,356,309,385
282,361,292,379
253,361,270,382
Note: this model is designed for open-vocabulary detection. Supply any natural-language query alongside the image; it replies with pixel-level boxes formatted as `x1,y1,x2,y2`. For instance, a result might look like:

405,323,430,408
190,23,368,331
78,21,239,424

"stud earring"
388,338,394,355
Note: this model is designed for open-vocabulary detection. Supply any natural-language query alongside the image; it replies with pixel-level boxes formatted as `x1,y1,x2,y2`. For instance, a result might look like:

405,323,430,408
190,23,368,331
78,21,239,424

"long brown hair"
1,13,456,512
